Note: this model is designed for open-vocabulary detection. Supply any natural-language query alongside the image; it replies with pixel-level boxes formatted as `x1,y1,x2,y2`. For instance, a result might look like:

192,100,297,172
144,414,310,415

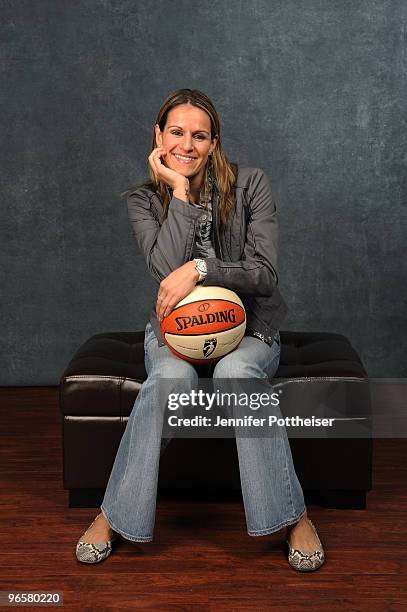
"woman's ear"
154,124,162,147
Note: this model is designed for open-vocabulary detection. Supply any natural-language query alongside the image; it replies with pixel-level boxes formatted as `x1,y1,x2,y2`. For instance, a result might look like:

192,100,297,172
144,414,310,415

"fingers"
156,288,166,321
156,291,173,322
156,292,163,320
156,263,198,322
149,147,166,182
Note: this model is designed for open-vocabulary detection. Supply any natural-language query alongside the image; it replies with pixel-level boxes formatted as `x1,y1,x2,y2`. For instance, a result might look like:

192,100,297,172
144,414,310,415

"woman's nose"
180,135,193,151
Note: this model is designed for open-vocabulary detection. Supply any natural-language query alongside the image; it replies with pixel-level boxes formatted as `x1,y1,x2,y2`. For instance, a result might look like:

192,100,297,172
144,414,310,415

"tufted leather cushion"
278,331,366,378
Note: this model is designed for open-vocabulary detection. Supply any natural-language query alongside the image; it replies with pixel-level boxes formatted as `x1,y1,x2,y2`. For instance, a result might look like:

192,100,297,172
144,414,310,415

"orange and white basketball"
160,286,246,364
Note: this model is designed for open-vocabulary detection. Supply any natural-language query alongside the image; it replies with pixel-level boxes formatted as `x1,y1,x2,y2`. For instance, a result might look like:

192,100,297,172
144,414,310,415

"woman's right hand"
148,146,188,191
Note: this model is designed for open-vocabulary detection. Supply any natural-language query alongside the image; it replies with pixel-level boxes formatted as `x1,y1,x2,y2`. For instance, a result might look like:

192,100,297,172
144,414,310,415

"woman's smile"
172,152,197,164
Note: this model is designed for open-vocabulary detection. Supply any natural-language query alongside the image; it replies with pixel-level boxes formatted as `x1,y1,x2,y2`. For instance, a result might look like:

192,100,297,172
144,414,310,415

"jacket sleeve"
202,168,279,296
127,188,204,283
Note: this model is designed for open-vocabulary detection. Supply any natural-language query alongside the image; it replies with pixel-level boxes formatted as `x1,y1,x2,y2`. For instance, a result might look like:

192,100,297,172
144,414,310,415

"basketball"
160,286,246,364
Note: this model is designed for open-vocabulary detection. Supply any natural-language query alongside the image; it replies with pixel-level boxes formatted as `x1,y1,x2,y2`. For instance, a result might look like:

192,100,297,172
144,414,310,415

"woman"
76,88,325,571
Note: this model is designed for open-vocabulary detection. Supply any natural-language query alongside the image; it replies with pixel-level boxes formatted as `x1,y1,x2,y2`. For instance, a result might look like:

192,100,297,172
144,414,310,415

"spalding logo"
175,308,236,331
203,338,217,357
198,302,211,312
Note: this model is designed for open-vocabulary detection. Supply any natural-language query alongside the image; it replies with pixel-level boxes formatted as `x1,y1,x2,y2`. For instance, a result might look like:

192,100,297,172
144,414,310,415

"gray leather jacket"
126,166,288,347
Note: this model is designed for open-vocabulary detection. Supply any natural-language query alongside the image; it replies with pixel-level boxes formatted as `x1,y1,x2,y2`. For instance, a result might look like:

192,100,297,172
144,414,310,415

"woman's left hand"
156,261,200,322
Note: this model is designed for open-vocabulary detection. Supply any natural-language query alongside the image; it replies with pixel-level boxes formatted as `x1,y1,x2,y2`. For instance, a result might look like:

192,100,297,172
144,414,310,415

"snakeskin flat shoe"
76,512,118,564
286,518,325,572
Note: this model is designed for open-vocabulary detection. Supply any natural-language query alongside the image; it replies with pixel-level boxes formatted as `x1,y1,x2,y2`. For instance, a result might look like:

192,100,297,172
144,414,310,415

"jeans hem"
100,505,153,543
247,506,307,537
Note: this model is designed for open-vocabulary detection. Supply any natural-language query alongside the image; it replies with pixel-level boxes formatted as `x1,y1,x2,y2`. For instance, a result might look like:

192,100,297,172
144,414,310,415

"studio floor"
0,387,406,611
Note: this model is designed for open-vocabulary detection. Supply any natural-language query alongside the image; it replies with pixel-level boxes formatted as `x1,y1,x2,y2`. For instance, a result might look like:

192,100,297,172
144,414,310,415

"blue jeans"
101,322,306,542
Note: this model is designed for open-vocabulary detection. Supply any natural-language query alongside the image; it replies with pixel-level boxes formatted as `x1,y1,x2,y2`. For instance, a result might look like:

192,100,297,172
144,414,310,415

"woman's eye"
170,131,205,139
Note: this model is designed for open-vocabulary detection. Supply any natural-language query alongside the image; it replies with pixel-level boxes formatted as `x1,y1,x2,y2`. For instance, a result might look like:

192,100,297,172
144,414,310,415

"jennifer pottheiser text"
167,415,335,428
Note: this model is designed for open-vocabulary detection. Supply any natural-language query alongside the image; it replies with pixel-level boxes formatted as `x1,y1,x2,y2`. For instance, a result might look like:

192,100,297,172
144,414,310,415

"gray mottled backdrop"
1,0,406,384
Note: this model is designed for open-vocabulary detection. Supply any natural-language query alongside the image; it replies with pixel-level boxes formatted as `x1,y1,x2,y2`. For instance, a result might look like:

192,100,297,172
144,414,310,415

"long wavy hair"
122,88,238,227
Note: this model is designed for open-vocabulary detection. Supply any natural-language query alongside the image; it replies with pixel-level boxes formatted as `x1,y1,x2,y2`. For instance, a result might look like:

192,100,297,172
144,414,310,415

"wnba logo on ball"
203,338,217,357
160,286,247,364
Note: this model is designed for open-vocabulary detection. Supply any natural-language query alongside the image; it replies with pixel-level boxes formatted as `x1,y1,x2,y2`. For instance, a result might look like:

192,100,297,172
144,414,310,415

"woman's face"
155,103,218,184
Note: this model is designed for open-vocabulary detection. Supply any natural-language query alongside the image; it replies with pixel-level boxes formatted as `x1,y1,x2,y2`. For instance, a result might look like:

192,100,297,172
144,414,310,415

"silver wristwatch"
194,258,207,283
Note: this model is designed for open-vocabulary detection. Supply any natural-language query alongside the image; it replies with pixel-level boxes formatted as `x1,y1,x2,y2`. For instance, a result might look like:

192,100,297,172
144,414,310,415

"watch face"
195,260,206,274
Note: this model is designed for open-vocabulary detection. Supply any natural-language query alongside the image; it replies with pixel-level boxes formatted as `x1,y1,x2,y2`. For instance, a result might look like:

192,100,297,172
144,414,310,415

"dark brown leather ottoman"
59,330,372,509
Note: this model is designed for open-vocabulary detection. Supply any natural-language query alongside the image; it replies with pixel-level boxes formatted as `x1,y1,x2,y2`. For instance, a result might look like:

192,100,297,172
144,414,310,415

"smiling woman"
138,89,238,229
75,88,325,573
154,103,217,206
